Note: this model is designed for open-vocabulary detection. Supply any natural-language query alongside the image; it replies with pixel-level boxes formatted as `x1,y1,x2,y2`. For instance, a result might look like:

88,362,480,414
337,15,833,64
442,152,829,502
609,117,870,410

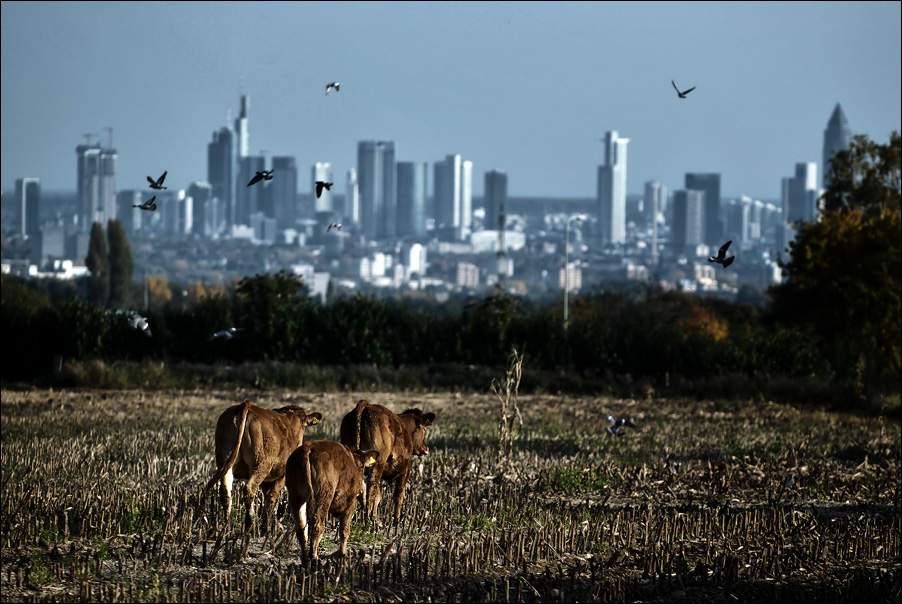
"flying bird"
325,82,340,95
128,313,152,337
147,171,168,190
315,181,333,199
604,414,637,437
209,327,243,341
671,80,696,99
247,170,274,187
708,240,735,269
133,196,157,211
327,223,342,232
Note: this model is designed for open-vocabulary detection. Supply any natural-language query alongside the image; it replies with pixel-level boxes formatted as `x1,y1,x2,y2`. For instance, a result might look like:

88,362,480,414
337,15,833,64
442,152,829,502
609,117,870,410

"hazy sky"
2,1,900,200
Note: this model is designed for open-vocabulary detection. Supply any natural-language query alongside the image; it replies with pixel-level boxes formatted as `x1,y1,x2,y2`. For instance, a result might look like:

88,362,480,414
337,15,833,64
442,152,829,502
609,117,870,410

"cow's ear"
307,412,323,425
422,412,436,426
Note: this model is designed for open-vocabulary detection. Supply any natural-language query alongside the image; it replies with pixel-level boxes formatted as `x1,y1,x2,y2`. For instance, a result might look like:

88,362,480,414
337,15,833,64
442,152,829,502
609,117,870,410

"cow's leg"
336,505,355,558
243,471,266,533
367,460,387,523
391,466,411,524
311,492,335,560
261,478,283,536
219,468,234,527
287,488,308,556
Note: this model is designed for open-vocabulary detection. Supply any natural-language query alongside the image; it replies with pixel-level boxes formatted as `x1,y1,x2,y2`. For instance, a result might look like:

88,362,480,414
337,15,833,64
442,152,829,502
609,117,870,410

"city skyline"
1,2,900,201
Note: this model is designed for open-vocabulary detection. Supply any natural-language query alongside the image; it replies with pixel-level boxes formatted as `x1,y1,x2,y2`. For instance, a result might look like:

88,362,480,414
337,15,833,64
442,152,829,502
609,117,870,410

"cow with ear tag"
286,439,378,559
203,400,323,536
340,400,436,524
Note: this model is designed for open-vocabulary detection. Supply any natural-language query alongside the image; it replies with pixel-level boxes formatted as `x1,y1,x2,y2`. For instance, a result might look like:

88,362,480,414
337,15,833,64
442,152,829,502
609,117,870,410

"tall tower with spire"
823,103,851,190
597,131,629,245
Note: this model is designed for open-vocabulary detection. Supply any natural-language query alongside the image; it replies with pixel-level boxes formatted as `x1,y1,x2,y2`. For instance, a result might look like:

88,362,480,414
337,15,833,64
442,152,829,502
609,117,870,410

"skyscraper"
208,120,237,227
15,177,40,240
397,161,427,237
271,156,298,230
235,95,250,159
434,154,473,241
823,103,851,189
672,189,705,251
187,181,215,237
484,170,508,233
644,180,666,264
236,155,267,225
346,168,359,224
685,173,721,246
357,141,396,240
782,162,819,224
312,162,333,214
597,131,629,245
76,142,117,231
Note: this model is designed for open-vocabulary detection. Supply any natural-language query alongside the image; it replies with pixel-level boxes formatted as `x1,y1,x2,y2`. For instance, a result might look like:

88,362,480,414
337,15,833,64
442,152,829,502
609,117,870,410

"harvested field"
1,388,900,603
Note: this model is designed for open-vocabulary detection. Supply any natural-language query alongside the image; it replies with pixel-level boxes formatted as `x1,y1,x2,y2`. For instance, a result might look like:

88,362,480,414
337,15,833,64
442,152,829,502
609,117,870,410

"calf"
339,400,435,523
203,400,323,534
285,440,378,559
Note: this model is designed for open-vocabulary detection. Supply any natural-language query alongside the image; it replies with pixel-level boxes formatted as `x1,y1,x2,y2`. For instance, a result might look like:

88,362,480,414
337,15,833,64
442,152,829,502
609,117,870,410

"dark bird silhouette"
128,313,152,337
708,240,735,269
133,196,157,211
147,171,168,190
247,170,274,187
209,327,243,341
325,82,340,95
672,80,696,99
315,180,333,199
327,223,342,232
604,414,637,437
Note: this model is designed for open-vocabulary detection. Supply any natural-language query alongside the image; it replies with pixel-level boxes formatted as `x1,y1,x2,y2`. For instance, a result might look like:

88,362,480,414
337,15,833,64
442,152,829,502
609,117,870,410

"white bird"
325,82,340,95
128,314,152,337
209,327,243,341
604,414,637,436
133,196,157,211
147,171,168,190
672,80,696,99
315,181,333,199
327,223,342,232
247,170,274,187
708,240,735,268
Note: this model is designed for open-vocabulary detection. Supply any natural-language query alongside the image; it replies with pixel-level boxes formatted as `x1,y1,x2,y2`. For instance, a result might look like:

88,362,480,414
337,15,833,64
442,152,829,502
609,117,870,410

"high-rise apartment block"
76,142,116,231
434,154,472,241
672,189,705,251
597,131,629,245
396,161,428,237
269,156,297,229
312,162,333,214
15,177,40,240
685,173,721,246
357,141,396,240
484,170,508,233
782,163,819,224
208,122,237,227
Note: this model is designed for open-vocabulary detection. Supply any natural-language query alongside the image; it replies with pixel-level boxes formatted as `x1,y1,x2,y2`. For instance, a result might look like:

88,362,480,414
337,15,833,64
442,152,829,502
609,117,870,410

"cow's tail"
303,444,315,550
202,400,251,494
353,399,368,449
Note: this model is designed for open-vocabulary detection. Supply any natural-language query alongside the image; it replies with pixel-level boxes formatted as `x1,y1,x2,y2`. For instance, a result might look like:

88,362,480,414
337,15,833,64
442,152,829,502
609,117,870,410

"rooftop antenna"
82,133,95,146
103,126,113,149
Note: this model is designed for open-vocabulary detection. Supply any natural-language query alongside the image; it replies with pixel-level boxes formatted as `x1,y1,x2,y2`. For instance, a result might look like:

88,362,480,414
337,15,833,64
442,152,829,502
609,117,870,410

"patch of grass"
27,554,53,588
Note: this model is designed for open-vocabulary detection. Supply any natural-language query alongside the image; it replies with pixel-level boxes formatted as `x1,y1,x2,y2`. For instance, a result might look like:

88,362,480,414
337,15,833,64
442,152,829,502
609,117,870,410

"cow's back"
341,401,402,451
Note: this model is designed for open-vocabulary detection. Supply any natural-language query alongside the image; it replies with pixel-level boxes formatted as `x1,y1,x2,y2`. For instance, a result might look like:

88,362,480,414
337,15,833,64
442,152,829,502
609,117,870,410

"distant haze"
2,1,900,200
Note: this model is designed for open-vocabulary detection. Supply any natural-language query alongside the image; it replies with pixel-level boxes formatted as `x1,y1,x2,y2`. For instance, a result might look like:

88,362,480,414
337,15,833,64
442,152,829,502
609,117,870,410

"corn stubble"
1,389,899,602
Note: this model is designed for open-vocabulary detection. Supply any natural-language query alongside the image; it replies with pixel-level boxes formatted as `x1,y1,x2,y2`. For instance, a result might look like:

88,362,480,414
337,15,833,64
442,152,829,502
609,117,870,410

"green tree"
107,219,134,308
85,222,110,306
771,131,901,392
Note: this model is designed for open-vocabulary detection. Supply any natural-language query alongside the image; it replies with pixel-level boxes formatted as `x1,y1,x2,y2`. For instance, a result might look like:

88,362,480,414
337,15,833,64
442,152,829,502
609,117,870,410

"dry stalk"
492,347,524,470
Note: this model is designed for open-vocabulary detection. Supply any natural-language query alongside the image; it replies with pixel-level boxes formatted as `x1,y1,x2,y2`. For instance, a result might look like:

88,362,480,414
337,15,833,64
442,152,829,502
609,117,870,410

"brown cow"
339,400,435,523
285,440,378,559
203,400,323,534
